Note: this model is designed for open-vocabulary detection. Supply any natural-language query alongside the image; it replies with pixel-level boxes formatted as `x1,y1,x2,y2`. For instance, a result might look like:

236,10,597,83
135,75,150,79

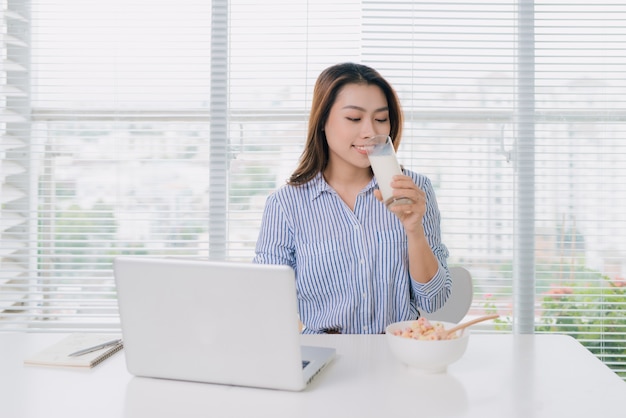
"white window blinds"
1,0,30,321
1,0,624,379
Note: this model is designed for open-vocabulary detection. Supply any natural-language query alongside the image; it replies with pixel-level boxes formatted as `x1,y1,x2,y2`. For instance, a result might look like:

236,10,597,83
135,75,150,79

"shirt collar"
310,171,377,201
310,172,330,201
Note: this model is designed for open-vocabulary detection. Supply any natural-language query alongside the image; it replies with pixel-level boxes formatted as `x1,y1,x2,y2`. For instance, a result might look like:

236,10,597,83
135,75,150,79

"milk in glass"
365,135,412,207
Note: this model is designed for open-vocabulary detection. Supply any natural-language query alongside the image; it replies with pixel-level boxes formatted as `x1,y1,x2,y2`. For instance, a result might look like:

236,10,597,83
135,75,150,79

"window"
1,0,624,379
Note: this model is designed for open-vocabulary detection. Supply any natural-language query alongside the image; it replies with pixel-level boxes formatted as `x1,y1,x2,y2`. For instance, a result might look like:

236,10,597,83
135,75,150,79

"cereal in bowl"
391,317,458,340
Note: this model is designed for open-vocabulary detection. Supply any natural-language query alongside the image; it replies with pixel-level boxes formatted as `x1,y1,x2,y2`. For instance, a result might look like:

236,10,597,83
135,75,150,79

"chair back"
419,266,473,324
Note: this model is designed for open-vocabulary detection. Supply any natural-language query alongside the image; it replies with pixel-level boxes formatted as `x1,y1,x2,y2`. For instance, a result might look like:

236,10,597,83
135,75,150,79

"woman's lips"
353,144,373,155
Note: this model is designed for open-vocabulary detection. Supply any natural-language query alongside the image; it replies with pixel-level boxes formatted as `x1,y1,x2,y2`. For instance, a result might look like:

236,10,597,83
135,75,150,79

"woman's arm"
380,174,446,283
376,173,451,312
253,193,296,268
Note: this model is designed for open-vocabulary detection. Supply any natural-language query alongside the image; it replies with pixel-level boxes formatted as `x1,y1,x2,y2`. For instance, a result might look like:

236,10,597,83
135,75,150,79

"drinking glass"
365,134,413,208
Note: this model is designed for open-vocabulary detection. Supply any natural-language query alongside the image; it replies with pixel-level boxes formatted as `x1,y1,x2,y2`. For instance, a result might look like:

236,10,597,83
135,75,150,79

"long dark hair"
288,62,404,185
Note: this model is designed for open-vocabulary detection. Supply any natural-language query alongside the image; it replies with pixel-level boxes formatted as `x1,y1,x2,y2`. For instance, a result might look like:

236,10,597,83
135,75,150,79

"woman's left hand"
373,175,426,233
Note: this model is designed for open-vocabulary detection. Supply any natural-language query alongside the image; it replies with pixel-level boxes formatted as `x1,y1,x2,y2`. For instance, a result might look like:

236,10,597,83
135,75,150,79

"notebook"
24,333,123,369
113,257,335,391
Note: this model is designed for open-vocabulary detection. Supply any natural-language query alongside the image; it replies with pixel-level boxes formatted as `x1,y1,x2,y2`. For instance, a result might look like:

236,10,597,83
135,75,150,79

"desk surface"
2,332,625,418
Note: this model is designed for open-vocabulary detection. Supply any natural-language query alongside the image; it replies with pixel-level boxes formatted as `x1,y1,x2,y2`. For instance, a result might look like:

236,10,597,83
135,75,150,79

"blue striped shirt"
253,170,451,334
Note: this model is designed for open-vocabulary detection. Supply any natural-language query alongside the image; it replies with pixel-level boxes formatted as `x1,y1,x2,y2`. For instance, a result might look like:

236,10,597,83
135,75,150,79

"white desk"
2,332,625,418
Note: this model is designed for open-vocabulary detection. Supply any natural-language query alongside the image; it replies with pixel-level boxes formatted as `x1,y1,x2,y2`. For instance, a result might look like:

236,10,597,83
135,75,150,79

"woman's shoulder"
267,175,322,205
402,168,434,189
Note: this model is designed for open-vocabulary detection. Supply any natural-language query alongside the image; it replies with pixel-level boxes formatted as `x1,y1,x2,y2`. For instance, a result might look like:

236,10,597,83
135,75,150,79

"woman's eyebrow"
341,105,389,112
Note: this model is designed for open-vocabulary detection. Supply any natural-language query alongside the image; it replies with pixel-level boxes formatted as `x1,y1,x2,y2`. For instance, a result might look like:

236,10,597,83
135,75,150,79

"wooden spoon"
443,313,500,338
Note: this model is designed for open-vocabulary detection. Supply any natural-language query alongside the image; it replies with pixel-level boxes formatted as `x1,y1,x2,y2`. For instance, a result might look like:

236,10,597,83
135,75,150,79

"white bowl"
385,320,469,373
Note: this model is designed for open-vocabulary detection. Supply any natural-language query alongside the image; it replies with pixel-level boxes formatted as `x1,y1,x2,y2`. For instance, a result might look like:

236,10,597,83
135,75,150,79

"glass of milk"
365,134,413,208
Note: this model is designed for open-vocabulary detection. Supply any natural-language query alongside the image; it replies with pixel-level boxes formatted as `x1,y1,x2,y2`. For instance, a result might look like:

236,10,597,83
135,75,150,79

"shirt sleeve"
252,192,296,269
411,266,451,313
408,174,452,313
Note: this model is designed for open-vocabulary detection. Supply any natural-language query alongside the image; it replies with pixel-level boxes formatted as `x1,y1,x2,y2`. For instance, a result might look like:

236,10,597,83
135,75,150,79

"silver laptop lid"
114,257,333,391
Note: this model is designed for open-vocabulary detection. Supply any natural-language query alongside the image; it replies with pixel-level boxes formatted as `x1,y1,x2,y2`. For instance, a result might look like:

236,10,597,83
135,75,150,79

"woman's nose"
360,120,376,139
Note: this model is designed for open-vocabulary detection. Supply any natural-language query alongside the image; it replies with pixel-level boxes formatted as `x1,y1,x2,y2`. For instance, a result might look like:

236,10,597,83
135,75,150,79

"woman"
254,62,451,334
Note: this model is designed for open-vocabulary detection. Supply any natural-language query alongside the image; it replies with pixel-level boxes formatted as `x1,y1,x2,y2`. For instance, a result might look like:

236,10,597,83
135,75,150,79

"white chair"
419,266,473,324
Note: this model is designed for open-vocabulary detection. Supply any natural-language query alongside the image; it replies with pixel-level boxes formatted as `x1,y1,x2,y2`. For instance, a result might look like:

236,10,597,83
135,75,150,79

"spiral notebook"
24,333,123,369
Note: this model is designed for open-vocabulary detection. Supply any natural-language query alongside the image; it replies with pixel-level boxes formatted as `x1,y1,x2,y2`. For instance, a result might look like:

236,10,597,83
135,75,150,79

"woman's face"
324,83,391,171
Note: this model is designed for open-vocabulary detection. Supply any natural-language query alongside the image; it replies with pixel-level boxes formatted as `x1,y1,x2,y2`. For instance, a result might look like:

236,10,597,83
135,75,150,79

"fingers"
373,176,425,217
390,175,425,205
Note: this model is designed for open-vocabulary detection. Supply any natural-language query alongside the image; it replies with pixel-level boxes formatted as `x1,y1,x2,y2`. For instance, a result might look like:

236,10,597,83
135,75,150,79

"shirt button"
362,292,366,299
363,325,368,331
360,259,365,264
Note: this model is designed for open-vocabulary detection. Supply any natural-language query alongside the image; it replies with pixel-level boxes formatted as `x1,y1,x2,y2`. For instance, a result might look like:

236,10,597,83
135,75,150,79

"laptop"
113,257,335,391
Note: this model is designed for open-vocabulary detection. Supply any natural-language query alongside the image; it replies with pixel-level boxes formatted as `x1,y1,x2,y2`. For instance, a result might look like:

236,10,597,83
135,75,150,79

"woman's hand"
373,174,426,233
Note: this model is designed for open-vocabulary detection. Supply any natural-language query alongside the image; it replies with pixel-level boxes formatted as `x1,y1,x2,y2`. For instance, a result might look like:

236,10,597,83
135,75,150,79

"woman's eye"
347,117,361,122
376,118,388,123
